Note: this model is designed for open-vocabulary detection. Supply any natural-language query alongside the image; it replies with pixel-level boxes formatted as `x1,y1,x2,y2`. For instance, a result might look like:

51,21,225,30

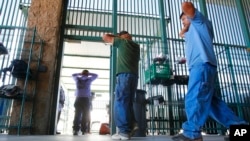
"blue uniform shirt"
72,73,98,97
184,9,217,68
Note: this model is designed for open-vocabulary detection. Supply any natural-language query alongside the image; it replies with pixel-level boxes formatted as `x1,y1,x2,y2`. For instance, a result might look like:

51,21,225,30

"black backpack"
2,59,32,79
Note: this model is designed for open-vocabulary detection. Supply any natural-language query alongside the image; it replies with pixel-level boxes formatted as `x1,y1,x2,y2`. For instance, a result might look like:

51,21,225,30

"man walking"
172,2,248,141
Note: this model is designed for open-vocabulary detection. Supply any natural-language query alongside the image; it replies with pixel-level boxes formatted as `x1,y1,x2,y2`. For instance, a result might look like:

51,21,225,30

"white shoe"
111,133,129,140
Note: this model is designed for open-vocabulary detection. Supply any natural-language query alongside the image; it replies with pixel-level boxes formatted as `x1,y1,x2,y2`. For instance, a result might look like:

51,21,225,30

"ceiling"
60,40,111,98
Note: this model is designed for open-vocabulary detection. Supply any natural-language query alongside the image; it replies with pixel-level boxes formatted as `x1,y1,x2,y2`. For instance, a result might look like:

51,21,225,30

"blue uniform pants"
183,63,247,139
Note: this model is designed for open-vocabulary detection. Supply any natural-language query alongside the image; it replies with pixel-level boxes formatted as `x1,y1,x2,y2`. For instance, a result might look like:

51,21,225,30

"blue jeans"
114,73,138,134
183,63,247,139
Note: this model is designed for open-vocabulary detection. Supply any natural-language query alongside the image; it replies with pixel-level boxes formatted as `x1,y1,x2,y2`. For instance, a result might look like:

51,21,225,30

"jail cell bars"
0,0,31,133
64,0,250,136
65,0,249,134
242,0,250,31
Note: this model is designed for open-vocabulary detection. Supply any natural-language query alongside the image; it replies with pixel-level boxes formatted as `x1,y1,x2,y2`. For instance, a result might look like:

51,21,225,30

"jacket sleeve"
72,73,79,81
89,73,98,81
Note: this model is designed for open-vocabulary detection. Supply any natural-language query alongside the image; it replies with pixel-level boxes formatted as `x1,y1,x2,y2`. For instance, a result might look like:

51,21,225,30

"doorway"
57,40,111,134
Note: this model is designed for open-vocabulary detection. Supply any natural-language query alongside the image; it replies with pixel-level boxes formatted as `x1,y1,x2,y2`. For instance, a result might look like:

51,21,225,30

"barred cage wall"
0,0,249,135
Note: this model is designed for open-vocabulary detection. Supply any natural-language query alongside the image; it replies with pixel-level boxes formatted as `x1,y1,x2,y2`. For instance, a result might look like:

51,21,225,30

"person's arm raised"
102,33,117,44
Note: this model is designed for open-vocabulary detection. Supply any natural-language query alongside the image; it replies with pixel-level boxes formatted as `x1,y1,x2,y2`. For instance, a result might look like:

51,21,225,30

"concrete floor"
0,133,227,141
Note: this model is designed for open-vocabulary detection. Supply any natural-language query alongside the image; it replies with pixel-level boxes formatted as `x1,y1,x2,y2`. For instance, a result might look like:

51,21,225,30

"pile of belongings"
153,53,169,64
2,59,32,79
0,84,22,97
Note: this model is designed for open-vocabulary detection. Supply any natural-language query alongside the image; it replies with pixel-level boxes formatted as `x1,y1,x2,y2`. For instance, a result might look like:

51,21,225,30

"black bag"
174,75,189,85
0,42,8,55
146,95,165,105
2,59,32,79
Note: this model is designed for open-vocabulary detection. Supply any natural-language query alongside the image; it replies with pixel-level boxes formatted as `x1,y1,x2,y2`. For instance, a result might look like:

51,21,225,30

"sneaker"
129,124,139,137
111,133,129,140
172,134,203,141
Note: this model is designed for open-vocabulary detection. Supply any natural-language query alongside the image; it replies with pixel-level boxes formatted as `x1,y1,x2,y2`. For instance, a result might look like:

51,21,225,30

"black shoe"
73,131,79,135
56,131,61,134
172,134,203,141
224,136,229,141
129,123,139,137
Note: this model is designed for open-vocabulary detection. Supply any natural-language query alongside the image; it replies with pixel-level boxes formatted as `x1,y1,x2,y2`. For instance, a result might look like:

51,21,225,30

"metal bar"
64,35,102,41
17,27,35,135
235,0,250,50
225,45,244,118
29,37,44,134
63,54,110,59
65,25,113,32
110,0,117,135
198,0,207,17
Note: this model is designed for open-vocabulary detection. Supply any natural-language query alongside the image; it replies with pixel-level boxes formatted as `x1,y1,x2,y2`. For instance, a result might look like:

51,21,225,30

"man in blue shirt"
172,2,248,141
72,70,98,135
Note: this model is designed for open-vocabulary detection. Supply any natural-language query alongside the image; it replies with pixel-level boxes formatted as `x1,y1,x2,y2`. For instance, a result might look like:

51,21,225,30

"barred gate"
64,0,250,135
0,0,46,135
0,0,249,135
0,0,31,133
